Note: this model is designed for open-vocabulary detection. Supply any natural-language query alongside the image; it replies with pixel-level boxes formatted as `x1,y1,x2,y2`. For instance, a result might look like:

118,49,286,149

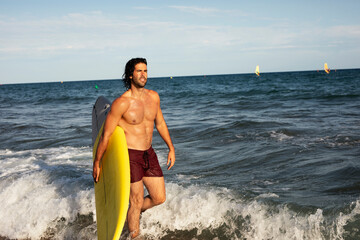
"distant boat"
255,65,260,76
324,63,330,74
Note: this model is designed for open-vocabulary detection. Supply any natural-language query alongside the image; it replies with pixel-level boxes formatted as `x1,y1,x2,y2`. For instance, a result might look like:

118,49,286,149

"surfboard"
92,96,130,240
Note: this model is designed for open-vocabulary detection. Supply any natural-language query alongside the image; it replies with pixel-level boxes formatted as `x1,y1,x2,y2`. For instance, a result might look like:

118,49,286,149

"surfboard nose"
92,96,111,145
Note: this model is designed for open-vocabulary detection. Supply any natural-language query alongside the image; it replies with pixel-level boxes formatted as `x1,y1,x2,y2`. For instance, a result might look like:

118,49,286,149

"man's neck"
130,86,146,98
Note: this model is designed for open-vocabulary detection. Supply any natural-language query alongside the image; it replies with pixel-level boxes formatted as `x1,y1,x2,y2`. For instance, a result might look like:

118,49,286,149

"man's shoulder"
121,89,132,98
117,90,132,101
146,89,160,100
112,91,131,108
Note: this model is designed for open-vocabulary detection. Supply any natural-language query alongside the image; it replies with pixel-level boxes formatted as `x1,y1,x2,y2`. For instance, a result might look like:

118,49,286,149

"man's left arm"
154,95,175,170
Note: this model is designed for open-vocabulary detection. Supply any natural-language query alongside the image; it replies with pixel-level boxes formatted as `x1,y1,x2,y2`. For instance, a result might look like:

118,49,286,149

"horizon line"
1,67,359,85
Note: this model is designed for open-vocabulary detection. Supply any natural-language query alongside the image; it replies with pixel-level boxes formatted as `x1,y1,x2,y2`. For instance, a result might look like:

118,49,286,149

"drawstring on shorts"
143,151,149,169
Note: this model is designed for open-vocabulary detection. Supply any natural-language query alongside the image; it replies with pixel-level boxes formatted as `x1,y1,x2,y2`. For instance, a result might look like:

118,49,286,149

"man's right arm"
93,97,128,183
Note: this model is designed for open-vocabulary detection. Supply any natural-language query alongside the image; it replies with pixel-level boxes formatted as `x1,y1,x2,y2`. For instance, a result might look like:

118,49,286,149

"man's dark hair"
122,58,147,90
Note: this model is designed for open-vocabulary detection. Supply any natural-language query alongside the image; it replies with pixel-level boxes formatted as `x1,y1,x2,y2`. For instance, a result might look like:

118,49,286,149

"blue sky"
1,0,360,84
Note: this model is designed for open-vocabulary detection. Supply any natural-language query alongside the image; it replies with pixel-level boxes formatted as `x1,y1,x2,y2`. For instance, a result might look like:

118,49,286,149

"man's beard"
132,78,147,88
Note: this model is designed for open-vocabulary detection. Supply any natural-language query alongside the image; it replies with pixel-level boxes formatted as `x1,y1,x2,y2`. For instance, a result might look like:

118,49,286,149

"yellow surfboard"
92,96,130,240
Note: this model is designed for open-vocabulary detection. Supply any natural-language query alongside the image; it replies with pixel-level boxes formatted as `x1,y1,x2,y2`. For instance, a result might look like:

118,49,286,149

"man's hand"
93,160,101,183
167,149,175,170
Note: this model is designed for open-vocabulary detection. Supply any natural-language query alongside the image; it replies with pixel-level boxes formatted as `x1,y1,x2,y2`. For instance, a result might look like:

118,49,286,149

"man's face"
131,63,148,88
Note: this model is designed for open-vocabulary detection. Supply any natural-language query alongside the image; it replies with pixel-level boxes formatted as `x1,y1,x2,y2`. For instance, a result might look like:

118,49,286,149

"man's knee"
152,194,166,206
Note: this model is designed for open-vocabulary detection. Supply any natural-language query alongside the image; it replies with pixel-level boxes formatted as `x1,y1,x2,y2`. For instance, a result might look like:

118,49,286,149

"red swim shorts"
128,146,164,183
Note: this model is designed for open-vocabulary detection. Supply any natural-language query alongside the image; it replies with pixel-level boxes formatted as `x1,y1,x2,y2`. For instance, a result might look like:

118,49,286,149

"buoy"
95,84,98,89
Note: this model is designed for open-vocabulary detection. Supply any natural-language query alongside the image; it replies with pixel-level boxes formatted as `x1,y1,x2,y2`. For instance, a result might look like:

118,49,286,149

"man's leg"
128,180,144,238
127,177,165,238
142,176,166,212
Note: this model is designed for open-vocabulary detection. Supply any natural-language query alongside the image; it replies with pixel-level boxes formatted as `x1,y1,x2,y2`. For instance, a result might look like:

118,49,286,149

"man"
93,58,175,238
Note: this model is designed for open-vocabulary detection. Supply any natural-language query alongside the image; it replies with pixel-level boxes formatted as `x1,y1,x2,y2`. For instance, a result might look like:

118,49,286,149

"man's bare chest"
123,100,157,125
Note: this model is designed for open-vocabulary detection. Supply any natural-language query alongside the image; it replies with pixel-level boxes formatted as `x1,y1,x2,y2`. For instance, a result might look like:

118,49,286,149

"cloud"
0,12,135,58
327,25,360,38
168,5,248,17
169,5,221,15
1,11,359,62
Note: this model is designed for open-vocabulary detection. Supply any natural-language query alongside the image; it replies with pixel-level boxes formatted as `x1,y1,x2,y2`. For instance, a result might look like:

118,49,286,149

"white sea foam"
240,200,360,240
238,202,326,240
332,200,360,238
176,174,201,182
256,193,279,199
139,184,360,239
0,147,92,178
270,130,293,141
1,147,359,239
315,135,360,147
140,183,236,238
0,147,95,239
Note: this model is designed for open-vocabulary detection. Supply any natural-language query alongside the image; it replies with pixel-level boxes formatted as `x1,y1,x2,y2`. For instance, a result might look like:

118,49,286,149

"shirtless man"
93,58,175,238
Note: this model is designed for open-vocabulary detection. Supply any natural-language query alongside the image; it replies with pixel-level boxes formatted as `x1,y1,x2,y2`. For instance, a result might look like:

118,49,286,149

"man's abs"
121,123,154,151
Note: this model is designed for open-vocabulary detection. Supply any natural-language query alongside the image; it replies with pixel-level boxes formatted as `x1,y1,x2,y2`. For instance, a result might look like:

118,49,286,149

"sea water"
0,69,360,239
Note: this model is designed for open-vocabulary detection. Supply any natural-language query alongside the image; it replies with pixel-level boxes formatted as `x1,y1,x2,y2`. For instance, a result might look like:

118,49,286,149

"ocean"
0,69,359,240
